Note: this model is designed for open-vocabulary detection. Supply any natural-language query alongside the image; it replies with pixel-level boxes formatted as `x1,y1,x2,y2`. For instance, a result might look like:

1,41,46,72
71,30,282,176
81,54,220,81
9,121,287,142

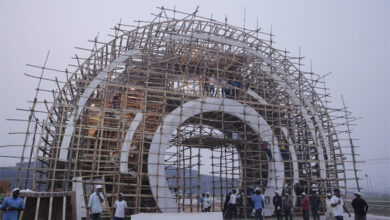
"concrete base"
131,212,223,220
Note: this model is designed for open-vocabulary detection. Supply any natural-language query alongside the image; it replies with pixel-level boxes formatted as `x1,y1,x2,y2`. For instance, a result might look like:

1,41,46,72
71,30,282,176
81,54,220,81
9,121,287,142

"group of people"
0,184,369,220
222,189,244,219
222,188,265,220
272,191,294,220
324,189,368,220
200,75,243,98
87,184,128,220
272,188,368,220
199,192,213,212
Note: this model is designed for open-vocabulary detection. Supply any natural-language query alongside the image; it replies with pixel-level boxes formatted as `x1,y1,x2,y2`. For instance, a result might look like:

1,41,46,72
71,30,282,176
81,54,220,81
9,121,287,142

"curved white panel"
59,49,140,160
120,113,143,173
147,97,284,214
280,127,299,207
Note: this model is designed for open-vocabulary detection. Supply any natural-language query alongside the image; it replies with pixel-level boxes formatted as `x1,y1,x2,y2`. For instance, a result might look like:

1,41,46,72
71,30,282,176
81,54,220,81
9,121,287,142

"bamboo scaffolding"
1,7,362,219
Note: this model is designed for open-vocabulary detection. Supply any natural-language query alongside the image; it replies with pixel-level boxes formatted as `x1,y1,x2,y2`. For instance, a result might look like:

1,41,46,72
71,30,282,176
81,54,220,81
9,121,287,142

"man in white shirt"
113,193,127,220
203,192,212,212
325,193,335,220
330,189,351,220
228,189,238,219
88,185,105,220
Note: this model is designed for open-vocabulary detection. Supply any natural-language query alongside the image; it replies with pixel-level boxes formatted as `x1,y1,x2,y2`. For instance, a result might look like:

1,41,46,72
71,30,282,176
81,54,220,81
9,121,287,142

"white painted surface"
132,212,223,220
72,177,86,220
120,112,143,173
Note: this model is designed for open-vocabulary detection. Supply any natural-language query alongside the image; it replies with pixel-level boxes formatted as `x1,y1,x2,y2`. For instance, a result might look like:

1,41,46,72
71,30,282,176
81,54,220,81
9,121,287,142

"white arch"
147,97,284,215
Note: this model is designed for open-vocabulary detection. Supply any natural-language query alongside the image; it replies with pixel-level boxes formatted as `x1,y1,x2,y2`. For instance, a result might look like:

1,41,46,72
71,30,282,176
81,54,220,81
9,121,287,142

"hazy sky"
0,0,389,188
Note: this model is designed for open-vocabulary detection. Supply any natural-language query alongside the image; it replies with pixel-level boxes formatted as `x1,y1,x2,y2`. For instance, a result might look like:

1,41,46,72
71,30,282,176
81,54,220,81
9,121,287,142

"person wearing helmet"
113,193,127,220
88,185,105,220
351,192,368,220
0,188,25,220
325,193,334,220
282,193,293,220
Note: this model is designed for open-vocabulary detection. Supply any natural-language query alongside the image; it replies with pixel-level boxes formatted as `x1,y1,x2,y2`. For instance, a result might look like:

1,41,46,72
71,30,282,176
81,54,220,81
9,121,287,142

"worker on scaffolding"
279,141,289,160
0,187,25,220
88,185,105,220
262,141,273,160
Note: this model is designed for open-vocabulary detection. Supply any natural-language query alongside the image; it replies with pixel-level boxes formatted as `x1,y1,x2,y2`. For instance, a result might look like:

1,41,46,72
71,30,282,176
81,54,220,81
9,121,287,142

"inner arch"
147,97,284,215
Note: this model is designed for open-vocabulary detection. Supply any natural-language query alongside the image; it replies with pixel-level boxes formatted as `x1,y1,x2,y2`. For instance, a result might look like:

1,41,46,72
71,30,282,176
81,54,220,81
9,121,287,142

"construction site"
0,7,362,220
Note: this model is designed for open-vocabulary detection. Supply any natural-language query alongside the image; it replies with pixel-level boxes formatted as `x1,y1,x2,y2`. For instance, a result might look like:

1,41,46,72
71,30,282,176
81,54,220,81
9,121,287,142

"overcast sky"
0,0,389,189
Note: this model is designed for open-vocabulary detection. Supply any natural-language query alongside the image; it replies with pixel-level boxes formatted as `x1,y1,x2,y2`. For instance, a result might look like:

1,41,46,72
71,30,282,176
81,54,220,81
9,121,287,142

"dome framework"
8,7,361,219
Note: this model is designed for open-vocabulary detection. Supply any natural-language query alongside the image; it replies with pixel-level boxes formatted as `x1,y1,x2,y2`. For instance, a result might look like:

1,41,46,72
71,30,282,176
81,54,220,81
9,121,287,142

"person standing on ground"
351,192,368,220
273,191,282,220
252,188,264,220
200,193,206,212
88,185,105,220
331,189,351,220
282,193,293,220
310,191,321,220
0,188,3,220
301,192,310,220
228,189,238,219
223,192,231,218
203,192,212,212
0,188,25,220
113,193,127,220
325,193,335,220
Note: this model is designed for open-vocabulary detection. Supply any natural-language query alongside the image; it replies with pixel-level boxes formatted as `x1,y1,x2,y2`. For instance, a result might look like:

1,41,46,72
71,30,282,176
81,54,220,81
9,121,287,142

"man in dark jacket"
223,192,231,218
310,192,321,220
351,192,368,220
282,194,293,220
273,191,282,220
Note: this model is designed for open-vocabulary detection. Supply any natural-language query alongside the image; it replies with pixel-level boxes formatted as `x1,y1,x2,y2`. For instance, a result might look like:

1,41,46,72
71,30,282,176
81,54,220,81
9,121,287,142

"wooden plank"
48,197,53,220
18,197,27,220
34,197,41,220
62,196,67,220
